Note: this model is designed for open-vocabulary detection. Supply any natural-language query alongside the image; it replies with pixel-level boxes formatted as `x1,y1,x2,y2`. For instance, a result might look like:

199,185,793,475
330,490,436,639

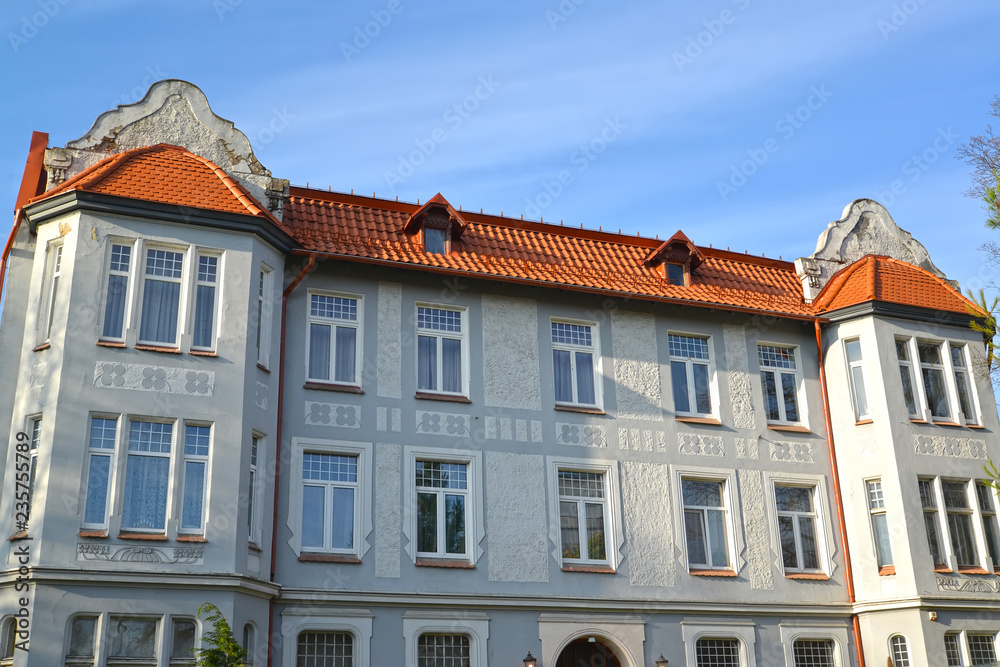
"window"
248,435,261,543
424,227,448,255
968,634,998,665
943,480,978,568
845,339,869,420
867,480,893,570
42,243,64,342
297,631,353,667
191,253,219,350
83,416,118,529
301,453,358,553
65,616,97,667
978,482,1000,570
170,618,197,666
951,344,977,423
552,321,599,408
307,292,361,386
558,470,609,565
417,306,466,396
665,262,685,286
102,243,133,340
180,425,211,533
890,635,910,667
919,478,946,567
695,638,740,667
669,334,714,417
791,639,834,667
415,461,469,558
918,340,952,419
139,248,184,346
242,624,256,667
758,344,801,424
256,266,273,367
121,421,174,532
108,617,158,667
418,634,469,667
1,617,15,666
682,479,730,570
945,633,962,667
21,416,41,529
895,339,919,417
775,485,820,572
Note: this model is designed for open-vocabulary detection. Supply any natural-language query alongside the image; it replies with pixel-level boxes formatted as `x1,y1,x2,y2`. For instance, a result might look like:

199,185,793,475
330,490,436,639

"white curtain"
309,324,332,380
192,284,215,347
102,274,128,338
139,279,180,344
122,455,169,530
83,454,111,525
442,338,462,392
331,487,355,549
575,351,595,404
301,485,325,548
181,460,205,530
334,326,356,383
418,335,436,390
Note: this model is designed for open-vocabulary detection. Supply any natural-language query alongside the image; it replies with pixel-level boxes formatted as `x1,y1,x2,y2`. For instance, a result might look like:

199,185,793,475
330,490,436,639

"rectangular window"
758,344,801,424
417,306,466,395
665,262,685,286
66,616,97,666
552,321,598,407
418,634,469,667
301,453,358,552
867,480,893,569
308,293,360,385
669,334,713,417
845,339,869,420
695,638,740,667
191,254,219,350
415,460,469,558
424,227,448,255
978,482,1000,569
919,478,946,567
943,480,978,568
102,243,133,340
918,340,951,419
775,485,820,572
256,267,273,367
682,479,730,569
170,618,197,666
121,421,174,532
139,248,184,346
558,470,609,564
83,416,118,528
19,417,41,530
180,424,211,533
42,244,64,342
968,634,998,665
297,631,354,667
792,639,834,667
896,339,919,417
108,618,158,667
951,344,977,423
248,435,260,542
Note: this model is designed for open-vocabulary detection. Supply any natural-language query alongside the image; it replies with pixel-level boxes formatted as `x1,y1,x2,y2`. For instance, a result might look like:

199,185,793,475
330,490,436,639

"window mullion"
437,489,447,555
568,348,578,404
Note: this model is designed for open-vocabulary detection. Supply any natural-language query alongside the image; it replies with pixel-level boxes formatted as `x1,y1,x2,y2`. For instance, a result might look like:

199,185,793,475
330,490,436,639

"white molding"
680,617,758,667
777,621,851,667
762,471,837,577
402,611,489,667
670,464,746,575
546,455,622,569
538,613,644,667
280,606,373,667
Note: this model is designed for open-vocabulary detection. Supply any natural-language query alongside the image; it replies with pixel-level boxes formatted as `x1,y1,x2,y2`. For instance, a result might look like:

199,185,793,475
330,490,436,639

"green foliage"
986,169,1000,230
983,459,1000,494
194,603,247,667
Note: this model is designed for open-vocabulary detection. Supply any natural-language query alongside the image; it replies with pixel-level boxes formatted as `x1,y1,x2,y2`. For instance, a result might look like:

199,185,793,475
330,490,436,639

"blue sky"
2,0,999,293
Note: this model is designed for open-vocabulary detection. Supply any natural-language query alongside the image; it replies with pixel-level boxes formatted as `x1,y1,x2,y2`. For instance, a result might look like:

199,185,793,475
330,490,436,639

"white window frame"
895,337,921,418
889,635,910,667
257,265,274,368
402,447,483,565
756,342,806,426
681,619,758,667
765,473,834,576
668,332,719,419
64,613,100,667
550,318,603,409
279,607,373,667
81,414,120,531
288,438,372,559
548,456,620,569
946,630,1000,666
189,251,222,352
168,616,199,666
402,611,489,667
415,303,469,397
306,290,363,387
120,418,177,534
950,342,980,425
920,476,996,572
19,415,42,531
136,244,189,348
672,466,743,574
778,623,849,667
865,478,893,572
100,239,137,343
414,459,471,559
247,433,263,545
40,241,64,343
844,338,870,421
919,477,947,568
106,615,161,667
977,481,1000,572
178,422,212,535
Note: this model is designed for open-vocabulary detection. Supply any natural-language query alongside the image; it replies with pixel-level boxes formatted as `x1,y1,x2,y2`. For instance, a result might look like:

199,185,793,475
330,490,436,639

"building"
1,79,998,667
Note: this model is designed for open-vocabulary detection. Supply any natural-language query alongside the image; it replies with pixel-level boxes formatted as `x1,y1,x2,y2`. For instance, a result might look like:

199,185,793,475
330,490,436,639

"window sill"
855,418,873,425
176,535,207,543
7,531,28,541
932,420,964,428
133,344,182,354
675,416,722,426
784,572,830,580
118,532,168,541
767,424,811,434
256,363,270,373
189,350,217,358
415,391,471,404
966,423,985,429
96,340,126,348
561,564,616,574
909,418,929,424
78,530,108,538
415,558,475,569
299,553,361,564
32,342,50,352
878,565,895,576
933,566,953,573
248,542,263,553
958,566,991,575
554,404,605,415
689,568,737,577
305,381,364,394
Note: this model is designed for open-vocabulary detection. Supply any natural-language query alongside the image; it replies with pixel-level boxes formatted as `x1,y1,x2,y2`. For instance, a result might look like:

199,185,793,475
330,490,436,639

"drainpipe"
815,318,866,667
1,132,48,306
267,253,316,667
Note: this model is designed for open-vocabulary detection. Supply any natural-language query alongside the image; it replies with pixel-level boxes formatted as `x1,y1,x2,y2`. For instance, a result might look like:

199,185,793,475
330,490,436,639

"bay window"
83,416,117,529
180,425,211,533
102,244,132,340
845,339,869,420
896,339,919,417
867,479,893,571
191,254,219,350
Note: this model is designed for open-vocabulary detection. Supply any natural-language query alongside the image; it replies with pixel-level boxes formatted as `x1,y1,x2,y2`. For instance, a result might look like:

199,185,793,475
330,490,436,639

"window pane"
758,345,797,369
945,634,961,667
693,363,711,414
417,335,437,391
696,638,740,667
925,513,944,565
181,460,206,530
778,516,798,569
303,453,357,482
424,227,447,254
707,509,729,567
139,279,180,344
311,295,357,321
122,455,170,530
553,349,573,402
666,262,684,285
68,617,96,657
417,307,461,332
968,634,998,665
103,274,129,338
845,339,862,363
445,494,466,554
799,517,818,569
684,480,722,507
669,334,709,360
685,510,708,566
308,323,332,381
417,634,470,667
948,513,977,567
334,326,356,384
575,351,596,405
923,367,951,418
558,471,604,498
851,366,868,416
585,502,606,560
918,342,942,365
872,513,893,567
761,371,779,421
551,322,591,346
417,492,438,553
442,337,462,393
792,640,834,667
301,485,325,548
984,517,1000,567
899,366,917,415
297,631,353,667
560,501,581,559
671,360,690,413
109,618,157,658
416,462,467,489
192,283,216,348
943,482,970,509
775,486,813,512
781,372,799,422
171,620,196,660
955,369,974,419
331,486,355,550
84,454,111,525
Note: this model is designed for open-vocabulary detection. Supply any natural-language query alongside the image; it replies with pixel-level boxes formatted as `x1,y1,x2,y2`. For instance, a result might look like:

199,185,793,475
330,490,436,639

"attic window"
665,263,685,286
424,227,449,255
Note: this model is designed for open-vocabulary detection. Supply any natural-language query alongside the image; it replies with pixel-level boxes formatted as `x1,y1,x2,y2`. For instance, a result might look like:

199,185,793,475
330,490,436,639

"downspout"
815,318,866,667
267,253,316,667
1,132,48,306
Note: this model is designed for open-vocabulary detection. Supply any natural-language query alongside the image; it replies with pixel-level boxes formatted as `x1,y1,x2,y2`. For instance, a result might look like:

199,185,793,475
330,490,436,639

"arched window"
242,623,256,666
297,631,353,667
418,633,470,667
66,615,98,666
792,639,834,667
1,617,16,666
696,637,740,667
890,635,910,667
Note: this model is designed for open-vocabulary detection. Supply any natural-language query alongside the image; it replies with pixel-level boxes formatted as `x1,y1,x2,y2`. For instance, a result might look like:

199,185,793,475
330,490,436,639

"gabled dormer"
643,229,705,286
402,193,467,255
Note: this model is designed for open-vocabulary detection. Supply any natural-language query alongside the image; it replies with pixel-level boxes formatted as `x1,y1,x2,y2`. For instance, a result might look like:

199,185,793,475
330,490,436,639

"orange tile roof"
813,255,982,316
28,144,282,225
284,187,812,317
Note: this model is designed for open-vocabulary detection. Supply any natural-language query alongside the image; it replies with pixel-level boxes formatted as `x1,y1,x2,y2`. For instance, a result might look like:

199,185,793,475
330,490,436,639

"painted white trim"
256,264,274,368
777,622,850,667
546,455,622,569
280,607,373,667
305,289,364,386
538,613,644,667
755,340,809,428
550,317,604,410
763,471,836,576
667,330,720,419
402,610,489,667
671,464,745,574
680,617,758,667
414,302,470,398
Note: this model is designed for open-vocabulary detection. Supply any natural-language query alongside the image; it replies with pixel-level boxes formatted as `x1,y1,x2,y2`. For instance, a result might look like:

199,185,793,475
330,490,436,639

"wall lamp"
523,651,537,667
655,653,669,667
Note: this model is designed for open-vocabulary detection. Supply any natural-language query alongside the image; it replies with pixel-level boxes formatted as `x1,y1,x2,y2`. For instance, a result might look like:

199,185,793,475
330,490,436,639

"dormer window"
402,193,467,257
665,263,685,286
424,227,449,255
644,230,705,287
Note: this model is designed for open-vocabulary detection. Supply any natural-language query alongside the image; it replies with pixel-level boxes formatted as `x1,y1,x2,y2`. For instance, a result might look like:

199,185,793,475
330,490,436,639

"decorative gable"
643,230,705,285
402,193,468,253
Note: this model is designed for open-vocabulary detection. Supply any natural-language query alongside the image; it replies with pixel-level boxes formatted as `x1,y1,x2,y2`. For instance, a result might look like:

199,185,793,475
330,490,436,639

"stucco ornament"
374,444,402,578
77,543,204,565
618,428,666,452
611,311,663,421
376,406,402,432
621,461,676,587
723,324,755,429
938,576,1000,593
305,402,360,428
485,416,543,443
768,440,814,464
482,295,541,410
738,469,775,590
913,434,987,459
94,362,215,396
677,433,724,457
416,411,470,437
556,423,606,447
485,452,549,583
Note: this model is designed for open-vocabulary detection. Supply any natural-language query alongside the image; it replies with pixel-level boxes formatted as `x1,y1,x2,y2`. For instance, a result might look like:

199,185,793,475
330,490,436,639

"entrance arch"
555,637,624,667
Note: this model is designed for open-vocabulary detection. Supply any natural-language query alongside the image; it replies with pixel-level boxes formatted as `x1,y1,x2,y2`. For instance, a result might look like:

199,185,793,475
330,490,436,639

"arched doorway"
555,637,623,667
